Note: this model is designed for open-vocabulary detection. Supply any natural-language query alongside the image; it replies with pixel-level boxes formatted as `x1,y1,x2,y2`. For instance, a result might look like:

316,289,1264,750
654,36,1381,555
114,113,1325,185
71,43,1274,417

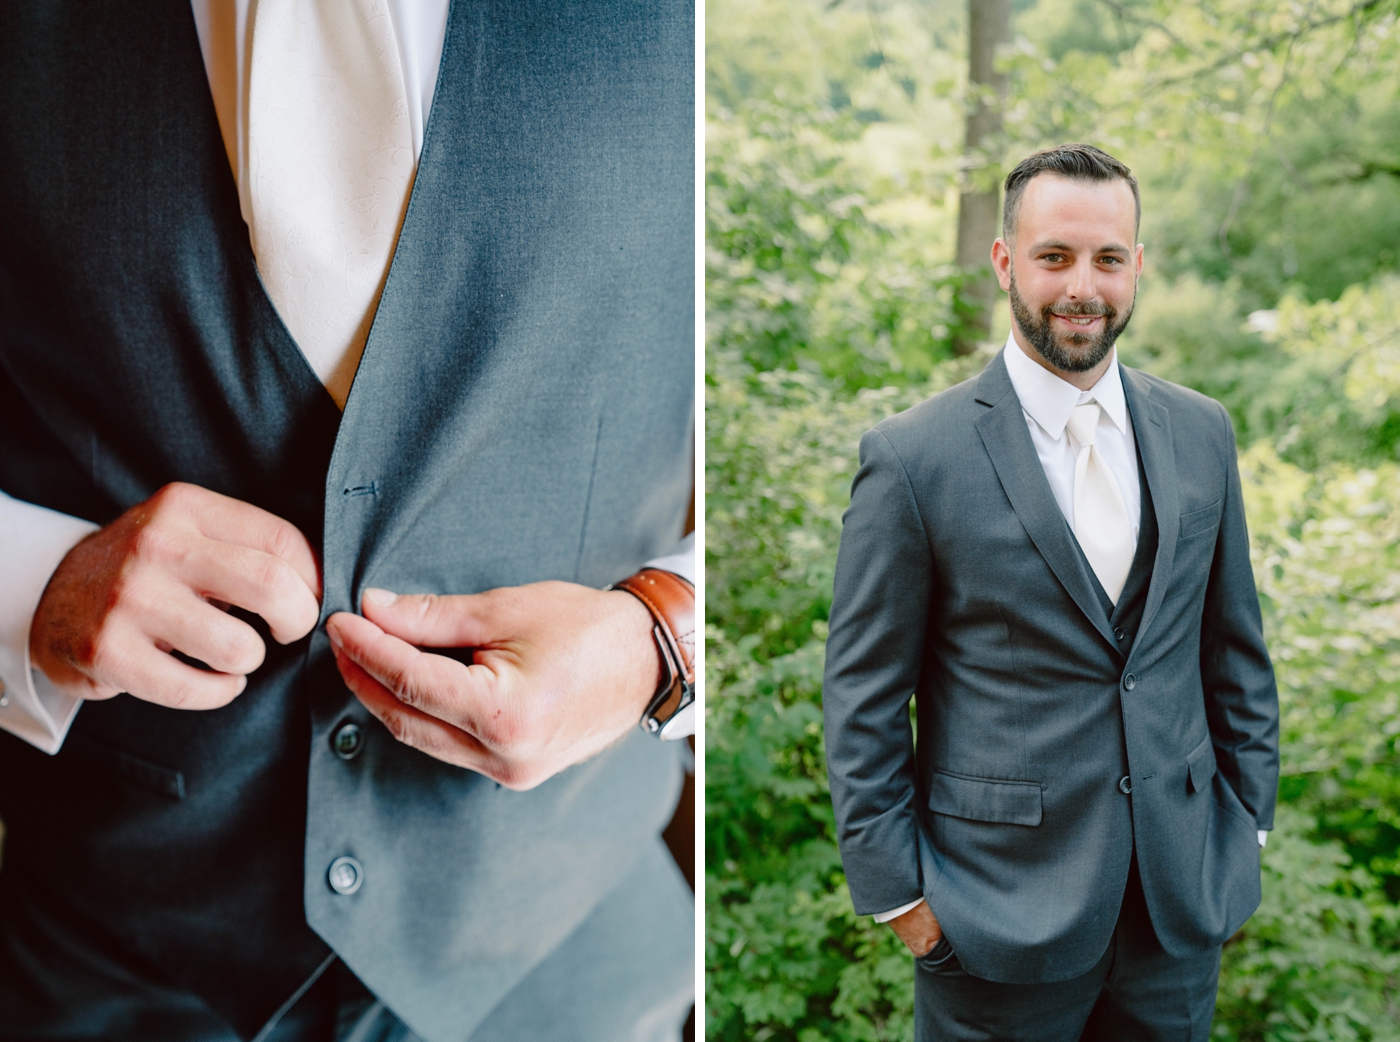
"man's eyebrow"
1028,241,1132,255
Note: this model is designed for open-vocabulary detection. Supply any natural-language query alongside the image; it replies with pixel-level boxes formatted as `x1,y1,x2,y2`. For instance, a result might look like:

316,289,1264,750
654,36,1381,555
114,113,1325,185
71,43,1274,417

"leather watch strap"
613,568,695,738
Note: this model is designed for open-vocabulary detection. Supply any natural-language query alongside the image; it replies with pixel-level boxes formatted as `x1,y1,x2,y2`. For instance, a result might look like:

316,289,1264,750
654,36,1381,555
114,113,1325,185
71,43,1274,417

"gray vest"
0,1,693,1037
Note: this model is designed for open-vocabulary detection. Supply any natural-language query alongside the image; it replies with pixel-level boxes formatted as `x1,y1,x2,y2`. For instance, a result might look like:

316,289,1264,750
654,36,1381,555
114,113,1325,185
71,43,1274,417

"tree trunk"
953,0,1011,355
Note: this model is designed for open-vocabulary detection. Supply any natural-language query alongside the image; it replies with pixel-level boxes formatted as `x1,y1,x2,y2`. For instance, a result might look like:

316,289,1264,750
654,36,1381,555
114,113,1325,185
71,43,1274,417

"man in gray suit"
822,144,1278,1040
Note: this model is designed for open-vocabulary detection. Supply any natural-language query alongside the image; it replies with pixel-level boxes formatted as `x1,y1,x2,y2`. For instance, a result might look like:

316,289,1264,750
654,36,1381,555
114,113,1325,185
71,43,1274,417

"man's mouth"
1052,313,1102,326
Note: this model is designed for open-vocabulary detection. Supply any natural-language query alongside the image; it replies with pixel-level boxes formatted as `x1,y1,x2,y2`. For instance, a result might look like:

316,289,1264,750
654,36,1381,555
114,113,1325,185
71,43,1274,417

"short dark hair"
1002,143,1140,243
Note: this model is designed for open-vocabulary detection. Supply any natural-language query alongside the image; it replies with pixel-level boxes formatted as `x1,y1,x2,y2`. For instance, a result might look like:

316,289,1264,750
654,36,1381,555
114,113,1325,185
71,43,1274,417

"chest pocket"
1178,500,1222,541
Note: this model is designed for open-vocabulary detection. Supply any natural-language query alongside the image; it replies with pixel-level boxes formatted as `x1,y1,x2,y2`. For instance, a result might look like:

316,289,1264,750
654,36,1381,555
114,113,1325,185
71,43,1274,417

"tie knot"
1067,402,1101,447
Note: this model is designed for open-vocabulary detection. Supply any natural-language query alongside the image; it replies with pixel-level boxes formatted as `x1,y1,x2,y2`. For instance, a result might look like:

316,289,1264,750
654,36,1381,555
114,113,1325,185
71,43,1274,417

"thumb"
360,588,502,648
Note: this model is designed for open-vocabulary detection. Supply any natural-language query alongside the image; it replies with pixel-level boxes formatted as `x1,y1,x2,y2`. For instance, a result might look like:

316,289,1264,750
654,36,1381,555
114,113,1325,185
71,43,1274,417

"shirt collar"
1001,332,1128,441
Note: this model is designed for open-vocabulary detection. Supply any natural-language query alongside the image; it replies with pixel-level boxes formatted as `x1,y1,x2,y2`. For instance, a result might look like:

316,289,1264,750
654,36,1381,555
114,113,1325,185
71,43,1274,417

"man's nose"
1065,258,1097,300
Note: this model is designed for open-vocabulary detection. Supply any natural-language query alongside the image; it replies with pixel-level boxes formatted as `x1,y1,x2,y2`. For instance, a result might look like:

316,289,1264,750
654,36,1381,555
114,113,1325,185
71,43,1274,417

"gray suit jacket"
823,351,1279,984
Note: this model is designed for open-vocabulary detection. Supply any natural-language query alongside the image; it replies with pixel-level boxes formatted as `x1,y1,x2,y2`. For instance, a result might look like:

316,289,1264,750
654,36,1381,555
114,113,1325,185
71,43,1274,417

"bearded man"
822,144,1278,1040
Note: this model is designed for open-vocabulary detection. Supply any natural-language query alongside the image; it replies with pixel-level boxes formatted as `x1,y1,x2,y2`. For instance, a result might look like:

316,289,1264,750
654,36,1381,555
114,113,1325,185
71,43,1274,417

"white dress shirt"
0,0,694,753
872,334,1261,924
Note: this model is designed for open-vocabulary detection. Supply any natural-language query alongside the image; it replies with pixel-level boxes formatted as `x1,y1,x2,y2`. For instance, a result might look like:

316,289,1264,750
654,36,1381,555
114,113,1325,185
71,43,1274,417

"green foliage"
1120,276,1400,467
707,101,979,388
1215,807,1400,1041
1243,443,1400,910
707,1,1400,1039
1012,0,1400,310
705,360,930,1041
1260,279,1400,468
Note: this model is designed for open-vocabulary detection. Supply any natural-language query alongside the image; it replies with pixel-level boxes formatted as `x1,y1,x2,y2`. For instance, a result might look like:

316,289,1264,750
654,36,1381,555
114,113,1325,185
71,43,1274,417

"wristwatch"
611,568,695,740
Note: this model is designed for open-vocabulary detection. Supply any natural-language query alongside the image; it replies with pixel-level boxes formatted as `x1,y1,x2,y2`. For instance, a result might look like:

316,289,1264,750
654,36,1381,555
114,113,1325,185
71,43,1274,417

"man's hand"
325,581,664,790
889,900,943,957
29,482,321,708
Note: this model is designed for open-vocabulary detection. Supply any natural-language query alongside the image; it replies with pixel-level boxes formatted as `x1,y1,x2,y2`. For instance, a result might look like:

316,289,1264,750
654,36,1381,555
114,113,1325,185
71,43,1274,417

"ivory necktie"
247,0,415,410
1065,403,1135,604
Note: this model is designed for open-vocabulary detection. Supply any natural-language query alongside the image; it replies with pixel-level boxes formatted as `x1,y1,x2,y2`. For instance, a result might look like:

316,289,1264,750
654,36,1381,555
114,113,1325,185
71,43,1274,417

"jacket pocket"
926,771,1042,826
914,935,958,972
1186,734,1217,794
1178,500,1222,540
68,733,186,800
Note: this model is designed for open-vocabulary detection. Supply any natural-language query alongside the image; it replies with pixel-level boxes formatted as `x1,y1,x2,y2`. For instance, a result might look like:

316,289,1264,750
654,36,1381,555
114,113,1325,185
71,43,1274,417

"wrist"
608,588,666,711
889,900,942,955
29,538,89,690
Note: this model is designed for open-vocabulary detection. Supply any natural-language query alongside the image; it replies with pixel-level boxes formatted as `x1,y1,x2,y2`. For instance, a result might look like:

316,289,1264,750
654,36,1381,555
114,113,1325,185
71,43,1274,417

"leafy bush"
706,357,928,1042
707,103,977,389
1215,807,1400,1041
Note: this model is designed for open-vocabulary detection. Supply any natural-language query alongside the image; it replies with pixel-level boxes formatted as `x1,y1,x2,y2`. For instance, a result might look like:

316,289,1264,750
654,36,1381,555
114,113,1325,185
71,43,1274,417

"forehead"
1014,173,1137,248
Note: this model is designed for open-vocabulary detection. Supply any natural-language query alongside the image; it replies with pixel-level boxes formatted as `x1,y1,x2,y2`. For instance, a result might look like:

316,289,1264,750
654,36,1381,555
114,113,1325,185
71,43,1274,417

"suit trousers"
914,856,1221,1041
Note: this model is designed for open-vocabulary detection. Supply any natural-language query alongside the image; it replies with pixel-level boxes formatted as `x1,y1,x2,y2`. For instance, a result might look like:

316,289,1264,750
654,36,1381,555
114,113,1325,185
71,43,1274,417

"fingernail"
365,588,398,606
326,622,343,649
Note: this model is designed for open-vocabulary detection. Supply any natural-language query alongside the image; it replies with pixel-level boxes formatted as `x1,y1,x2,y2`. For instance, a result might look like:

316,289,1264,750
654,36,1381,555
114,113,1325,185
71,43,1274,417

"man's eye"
1041,254,1065,263
1100,256,1122,265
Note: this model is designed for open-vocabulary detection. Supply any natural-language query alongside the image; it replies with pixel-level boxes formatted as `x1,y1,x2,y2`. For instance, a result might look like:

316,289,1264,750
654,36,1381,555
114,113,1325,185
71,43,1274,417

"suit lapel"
974,353,1119,650
1120,367,1179,651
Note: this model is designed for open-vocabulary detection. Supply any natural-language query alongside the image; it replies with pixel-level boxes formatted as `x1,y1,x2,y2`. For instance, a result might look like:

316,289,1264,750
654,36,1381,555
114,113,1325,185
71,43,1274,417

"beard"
1008,271,1133,373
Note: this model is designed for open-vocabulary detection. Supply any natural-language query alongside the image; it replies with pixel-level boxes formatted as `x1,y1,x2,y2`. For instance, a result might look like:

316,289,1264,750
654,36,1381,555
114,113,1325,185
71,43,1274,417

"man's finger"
146,586,267,675
93,622,248,710
173,537,320,644
358,588,519,648
331,642,495,770
326,611,506,739
161,482,322,599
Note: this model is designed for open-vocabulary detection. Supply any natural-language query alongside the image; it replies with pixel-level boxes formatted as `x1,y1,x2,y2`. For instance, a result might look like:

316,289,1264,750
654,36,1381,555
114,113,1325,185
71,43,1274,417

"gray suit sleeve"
823,427,932,915
1200,403,1280,830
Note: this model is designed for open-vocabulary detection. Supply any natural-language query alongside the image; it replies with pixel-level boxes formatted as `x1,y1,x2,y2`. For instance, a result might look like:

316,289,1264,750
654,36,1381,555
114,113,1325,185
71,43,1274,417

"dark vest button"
1114,628,1127,641
1123,673,1137,691
332,722,363,760
328,856,363,895
1118,776,1132,795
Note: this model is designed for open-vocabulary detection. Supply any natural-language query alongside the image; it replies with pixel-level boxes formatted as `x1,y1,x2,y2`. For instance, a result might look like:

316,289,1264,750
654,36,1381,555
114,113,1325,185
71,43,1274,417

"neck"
1010,324,1115,391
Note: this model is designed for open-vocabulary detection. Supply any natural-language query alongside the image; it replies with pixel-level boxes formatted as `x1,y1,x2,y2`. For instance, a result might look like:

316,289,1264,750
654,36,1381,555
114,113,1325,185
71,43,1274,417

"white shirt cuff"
657,700,694,742
0,492,100,754
643,531,694,585
1259,830,1268,848
873,897,925,923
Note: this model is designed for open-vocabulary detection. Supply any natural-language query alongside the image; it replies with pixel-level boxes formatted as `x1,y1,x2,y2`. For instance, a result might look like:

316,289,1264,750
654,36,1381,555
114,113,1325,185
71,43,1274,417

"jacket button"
1123,674,1137,691
332,722,363,760
328,856,363,895
1114,628,1127,641
1119,776,1132,795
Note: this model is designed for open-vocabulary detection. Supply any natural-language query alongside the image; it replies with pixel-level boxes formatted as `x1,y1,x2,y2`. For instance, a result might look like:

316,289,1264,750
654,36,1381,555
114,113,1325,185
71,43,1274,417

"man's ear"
1134,242,1144,279
991,238,1013,292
